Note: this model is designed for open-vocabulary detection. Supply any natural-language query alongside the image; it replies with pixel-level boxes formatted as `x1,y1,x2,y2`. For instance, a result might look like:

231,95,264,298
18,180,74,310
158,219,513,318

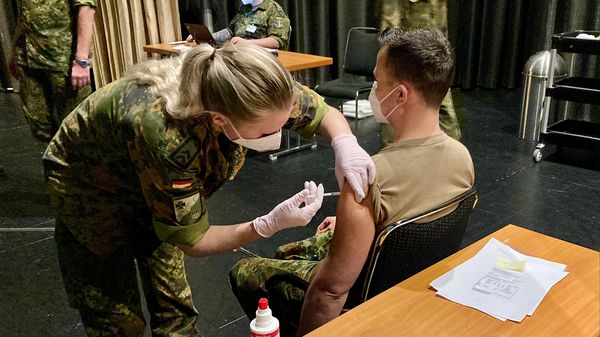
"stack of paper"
430,238,568,322
341,100,373,119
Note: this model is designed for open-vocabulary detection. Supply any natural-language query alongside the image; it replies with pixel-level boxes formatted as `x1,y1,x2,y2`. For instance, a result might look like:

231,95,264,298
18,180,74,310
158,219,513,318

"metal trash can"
519,51,567,141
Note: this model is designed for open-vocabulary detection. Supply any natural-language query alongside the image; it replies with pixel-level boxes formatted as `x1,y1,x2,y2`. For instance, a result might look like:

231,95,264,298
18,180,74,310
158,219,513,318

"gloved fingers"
305,181,318,204
368,161,377,185
284,188,309,210
303,183,324,214
346,173,366,202
334,164,345,190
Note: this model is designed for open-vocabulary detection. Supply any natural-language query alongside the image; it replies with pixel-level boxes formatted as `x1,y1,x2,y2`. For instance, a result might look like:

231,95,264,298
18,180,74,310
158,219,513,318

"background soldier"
8,0,96,143
378,0,461,144
228,0,291,50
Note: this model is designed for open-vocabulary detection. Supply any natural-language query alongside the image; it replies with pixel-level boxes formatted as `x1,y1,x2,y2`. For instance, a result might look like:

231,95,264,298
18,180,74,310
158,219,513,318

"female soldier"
43,43,374,336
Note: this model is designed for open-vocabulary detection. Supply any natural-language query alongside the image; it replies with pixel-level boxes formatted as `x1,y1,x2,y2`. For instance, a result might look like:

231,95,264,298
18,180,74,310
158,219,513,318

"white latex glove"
253,181,324,238
331,134,376,202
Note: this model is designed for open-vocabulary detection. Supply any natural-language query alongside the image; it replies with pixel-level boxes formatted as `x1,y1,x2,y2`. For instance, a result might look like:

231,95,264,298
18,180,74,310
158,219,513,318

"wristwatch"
73,57,90,68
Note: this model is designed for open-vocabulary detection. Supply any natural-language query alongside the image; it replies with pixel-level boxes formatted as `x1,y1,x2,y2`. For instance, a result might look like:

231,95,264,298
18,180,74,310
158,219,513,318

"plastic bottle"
250,298,280,337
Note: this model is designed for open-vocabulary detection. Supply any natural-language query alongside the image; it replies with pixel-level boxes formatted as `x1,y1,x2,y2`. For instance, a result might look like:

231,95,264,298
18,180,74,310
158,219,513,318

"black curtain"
179,0,599,90
450,0,600,89
4,1,595,90
178,0,378,86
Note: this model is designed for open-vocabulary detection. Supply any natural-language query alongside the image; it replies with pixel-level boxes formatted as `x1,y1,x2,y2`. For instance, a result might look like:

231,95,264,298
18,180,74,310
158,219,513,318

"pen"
323,192,340,197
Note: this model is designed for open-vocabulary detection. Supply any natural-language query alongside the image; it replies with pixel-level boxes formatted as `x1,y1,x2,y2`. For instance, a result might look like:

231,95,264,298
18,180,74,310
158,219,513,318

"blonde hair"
126,43,295,122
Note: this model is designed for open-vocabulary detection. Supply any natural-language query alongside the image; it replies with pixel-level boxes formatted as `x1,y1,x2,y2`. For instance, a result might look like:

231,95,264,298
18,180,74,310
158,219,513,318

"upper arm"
311,181,375,295
287,83,329,138
266,9,290,49
128,138,210,247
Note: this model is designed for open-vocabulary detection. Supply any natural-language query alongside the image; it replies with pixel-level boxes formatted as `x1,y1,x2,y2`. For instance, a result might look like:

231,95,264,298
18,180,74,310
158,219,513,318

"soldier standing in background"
7,0,96,143
228,0,291,50
378,0,461,144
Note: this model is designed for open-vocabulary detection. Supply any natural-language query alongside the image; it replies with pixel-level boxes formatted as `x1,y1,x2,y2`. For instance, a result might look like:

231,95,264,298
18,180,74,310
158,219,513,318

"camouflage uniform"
14,0,95,142
228,0,291,50
44,78,329,336
378,0,461,144
229,231,334,334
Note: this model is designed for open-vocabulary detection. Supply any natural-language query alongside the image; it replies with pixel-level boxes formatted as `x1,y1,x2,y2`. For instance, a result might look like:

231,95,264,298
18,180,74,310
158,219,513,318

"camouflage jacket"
228,0,291,50
44,78,328,254
379,0,447,32
15,0,97,73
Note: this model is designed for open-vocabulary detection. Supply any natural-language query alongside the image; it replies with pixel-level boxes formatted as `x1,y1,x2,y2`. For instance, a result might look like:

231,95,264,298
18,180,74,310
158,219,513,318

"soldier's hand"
231,36,248,45
7,56,21,80
316,216,336,234
252,181,324,238
71,65,91,91
332,134,376,203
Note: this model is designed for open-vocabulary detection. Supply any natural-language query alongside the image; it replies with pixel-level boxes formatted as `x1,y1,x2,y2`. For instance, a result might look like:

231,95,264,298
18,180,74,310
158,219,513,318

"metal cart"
534,30,600,162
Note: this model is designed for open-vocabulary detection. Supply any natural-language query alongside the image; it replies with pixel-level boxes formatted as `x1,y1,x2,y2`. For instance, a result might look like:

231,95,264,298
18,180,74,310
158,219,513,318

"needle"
323,192,340,197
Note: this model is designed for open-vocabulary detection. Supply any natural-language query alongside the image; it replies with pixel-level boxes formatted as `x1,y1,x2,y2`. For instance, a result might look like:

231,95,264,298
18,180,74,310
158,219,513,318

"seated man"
229,28,474,335
228,0,291,50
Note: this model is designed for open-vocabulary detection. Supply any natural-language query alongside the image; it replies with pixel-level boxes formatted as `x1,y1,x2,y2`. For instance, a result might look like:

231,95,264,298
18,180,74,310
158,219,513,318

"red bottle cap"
258,298,268,310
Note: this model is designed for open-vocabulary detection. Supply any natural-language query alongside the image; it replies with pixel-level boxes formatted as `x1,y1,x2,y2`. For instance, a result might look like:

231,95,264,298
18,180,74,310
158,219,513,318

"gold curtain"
92,0,181,88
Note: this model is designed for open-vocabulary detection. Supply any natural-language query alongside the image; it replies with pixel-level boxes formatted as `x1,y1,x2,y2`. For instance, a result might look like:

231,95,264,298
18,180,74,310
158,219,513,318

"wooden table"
142,43,333,72
307,224,600,337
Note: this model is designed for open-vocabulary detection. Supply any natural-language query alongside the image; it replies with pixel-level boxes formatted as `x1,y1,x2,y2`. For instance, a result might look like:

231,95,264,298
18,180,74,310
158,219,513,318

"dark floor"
0,88,599,337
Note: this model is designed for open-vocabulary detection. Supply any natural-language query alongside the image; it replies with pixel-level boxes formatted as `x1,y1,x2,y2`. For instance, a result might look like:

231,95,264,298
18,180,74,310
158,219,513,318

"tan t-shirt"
371,132,474,231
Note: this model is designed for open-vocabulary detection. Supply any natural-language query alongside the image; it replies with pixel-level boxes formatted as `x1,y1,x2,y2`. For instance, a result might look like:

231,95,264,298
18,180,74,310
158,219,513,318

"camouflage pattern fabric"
229,230,334,329
15,0,97,73
19,68,91,142
43,76,329,334
378,0,461,145
15,0,95,142
379,0,447,33
54,219,200,337
228,0,291,50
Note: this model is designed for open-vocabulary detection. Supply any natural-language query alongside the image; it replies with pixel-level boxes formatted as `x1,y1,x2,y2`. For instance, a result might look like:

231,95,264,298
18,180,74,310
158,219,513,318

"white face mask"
224,121,282,152
241,0,256,5
369,81,399,124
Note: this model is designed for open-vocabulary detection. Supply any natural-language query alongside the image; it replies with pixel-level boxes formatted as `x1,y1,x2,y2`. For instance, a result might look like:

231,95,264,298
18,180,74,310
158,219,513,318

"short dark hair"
378,28,454,107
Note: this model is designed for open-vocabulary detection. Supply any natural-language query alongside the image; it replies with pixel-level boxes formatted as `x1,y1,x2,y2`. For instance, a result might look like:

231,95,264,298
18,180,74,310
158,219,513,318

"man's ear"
395,84,409,106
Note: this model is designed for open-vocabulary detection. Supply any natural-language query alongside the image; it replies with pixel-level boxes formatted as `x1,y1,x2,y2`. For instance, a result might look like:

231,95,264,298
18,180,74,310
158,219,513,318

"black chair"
314,27,379,122
355,188,478,303
265,188,479,311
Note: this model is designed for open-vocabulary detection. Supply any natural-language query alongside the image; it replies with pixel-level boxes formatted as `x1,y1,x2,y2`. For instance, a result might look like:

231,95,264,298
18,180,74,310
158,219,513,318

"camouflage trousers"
229,231,334,333
381,89,461,146
20,68,91,142
54,219,201,337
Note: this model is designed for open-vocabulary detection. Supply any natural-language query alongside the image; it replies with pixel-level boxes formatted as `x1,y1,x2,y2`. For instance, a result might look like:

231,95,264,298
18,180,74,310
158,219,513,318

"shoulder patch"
167,137,200,169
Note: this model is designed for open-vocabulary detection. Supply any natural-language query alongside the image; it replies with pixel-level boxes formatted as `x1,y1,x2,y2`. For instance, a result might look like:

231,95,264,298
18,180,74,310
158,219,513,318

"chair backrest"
343,27,379,77
355,189,479,304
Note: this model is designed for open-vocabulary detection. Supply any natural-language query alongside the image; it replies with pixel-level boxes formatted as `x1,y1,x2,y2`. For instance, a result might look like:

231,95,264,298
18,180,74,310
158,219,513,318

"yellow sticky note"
496,257,527,272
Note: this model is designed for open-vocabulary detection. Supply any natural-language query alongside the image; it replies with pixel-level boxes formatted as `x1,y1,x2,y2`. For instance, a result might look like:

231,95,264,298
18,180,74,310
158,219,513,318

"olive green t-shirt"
371,132,474,230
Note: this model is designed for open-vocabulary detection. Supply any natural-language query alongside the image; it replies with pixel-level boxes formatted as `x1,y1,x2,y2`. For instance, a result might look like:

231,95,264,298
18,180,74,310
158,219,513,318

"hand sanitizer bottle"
250,298,280,337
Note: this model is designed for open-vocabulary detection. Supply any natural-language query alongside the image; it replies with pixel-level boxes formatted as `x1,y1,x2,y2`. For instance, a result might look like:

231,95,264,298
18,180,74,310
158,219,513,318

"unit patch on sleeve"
173,192,203,224
168,137,200,169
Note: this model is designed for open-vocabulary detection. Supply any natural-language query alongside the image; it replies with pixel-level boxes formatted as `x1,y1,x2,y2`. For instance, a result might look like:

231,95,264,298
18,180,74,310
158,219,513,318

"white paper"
430,238,568,321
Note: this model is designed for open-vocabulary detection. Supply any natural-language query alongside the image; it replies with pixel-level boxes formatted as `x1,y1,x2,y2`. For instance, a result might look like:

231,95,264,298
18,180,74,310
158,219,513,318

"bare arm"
317,106,353,139
231,36,280,49
71,5,95,89
178,221,261,257
297,182,375,335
